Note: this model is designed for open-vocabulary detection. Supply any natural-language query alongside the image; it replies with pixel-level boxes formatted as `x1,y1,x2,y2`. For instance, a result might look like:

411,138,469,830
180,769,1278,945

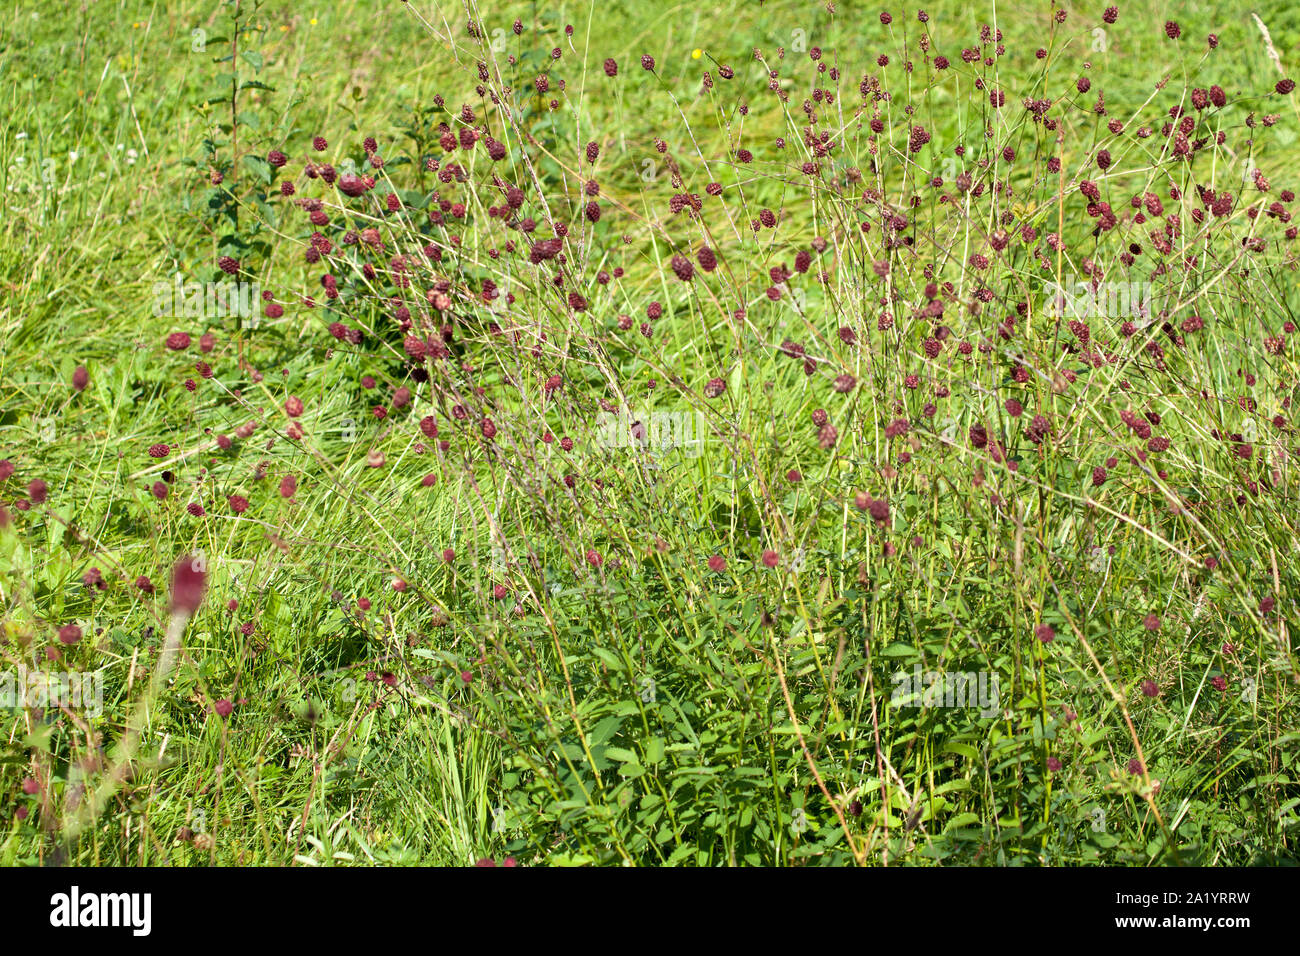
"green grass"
2,0,1299,866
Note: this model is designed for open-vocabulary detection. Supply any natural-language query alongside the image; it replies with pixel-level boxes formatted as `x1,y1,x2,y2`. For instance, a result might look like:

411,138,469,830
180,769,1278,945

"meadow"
1,0,1298,866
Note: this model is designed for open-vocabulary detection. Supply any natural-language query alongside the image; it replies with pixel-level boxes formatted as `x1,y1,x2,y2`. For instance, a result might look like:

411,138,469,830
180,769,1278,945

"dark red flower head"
170,554,208,616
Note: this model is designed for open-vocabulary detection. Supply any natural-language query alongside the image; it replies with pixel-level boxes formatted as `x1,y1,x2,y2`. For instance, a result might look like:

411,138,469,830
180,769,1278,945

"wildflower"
170,554,208,616
869,497,890,523
338,173,368,197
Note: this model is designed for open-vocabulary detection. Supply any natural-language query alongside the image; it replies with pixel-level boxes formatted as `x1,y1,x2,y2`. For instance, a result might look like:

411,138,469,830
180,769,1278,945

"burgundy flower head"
338,173,369,197
171,554,208,616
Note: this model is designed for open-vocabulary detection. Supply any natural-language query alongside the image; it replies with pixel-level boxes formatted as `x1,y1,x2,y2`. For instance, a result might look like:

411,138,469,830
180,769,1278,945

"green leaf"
944,812,982,832
588,715,623,747
589,647,624,673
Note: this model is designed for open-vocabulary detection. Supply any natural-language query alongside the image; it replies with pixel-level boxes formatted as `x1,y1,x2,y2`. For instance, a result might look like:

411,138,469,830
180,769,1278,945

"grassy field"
2,0,1299,866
